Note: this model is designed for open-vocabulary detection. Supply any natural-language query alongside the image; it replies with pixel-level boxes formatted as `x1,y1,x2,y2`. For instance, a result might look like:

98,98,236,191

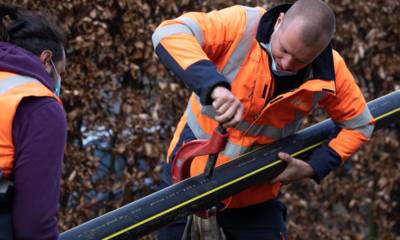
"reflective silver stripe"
185,102,208,140
185,103,248,157
336,106,374,138
339,106,373,129
152,24,194,48
152,17,205,49
222,6,261,83
354,124,374,138
223,141,245,158
201,104,217,118
236,121,284,139
0,75,41,95
176,17,205,47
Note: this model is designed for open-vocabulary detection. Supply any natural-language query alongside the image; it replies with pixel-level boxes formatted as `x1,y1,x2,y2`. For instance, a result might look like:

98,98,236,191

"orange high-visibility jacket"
0,71,62,179
152,5,374,208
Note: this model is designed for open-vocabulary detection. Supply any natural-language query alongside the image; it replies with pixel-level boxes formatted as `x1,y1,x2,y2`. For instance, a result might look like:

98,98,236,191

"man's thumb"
278,152,292,162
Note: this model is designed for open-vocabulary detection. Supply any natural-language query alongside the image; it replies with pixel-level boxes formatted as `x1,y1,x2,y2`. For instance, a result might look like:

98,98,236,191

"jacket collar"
256,4,335,82
0,42,54,91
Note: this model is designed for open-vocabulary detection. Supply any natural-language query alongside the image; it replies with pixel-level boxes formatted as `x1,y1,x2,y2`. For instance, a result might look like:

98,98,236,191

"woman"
0,4,67,239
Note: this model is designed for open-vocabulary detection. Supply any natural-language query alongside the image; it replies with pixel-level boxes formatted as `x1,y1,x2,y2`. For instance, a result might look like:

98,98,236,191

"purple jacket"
0,42,66,239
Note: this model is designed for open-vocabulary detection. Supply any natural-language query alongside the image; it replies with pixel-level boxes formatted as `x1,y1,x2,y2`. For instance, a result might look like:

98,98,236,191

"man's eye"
296,59,306,65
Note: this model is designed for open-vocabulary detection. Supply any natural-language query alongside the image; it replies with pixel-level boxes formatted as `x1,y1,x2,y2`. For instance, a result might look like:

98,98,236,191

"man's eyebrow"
278,38,307,64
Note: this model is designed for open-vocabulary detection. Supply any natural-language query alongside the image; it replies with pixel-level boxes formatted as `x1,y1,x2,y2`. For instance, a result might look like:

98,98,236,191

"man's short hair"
282,0,336,48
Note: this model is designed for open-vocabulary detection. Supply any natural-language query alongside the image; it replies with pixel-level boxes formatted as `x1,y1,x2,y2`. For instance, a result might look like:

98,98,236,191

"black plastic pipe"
60,90,400,240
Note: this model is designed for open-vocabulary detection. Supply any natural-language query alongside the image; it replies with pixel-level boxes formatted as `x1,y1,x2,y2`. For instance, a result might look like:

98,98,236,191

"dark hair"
0,4,65,62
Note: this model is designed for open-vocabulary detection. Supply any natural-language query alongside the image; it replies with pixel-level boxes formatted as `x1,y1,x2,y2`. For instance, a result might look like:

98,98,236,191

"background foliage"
8,0,400,239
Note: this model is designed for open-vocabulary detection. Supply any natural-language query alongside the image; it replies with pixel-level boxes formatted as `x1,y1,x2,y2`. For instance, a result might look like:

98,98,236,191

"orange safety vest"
0,71,62,179
153,6,374,208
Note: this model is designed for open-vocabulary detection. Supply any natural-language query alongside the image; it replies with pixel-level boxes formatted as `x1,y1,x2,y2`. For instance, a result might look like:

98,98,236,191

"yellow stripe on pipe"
374,107,400,121
103,141,324,240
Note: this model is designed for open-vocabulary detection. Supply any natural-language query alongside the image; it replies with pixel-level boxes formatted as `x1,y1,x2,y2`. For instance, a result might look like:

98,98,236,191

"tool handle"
204,125,227,178
217,124,227,135
204,153,218,178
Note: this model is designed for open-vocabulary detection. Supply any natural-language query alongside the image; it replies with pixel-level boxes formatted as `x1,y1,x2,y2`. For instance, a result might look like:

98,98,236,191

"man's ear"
274,12,285,31
39,50,53,71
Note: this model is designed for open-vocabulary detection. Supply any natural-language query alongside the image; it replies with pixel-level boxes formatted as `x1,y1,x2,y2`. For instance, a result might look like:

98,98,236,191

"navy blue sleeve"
12,97,67,239
155,44,231,105
307,142,342,184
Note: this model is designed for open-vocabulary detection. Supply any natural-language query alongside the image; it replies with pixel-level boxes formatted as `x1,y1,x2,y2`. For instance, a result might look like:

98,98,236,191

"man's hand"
271,152,315,185
211,86,244,128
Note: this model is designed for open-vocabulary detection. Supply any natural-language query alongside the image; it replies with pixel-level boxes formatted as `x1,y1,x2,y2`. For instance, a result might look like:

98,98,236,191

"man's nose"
280,56,296,71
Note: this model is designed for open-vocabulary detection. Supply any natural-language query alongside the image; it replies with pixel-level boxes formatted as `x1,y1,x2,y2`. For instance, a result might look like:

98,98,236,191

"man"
152,0,374,239
0,4,67,239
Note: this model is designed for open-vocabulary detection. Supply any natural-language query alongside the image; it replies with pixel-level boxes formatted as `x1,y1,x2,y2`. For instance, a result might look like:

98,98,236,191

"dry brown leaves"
8,0,400,239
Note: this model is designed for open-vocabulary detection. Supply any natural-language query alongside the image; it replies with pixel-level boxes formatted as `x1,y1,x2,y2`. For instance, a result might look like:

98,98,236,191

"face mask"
50,60,62,97
260,39,298,77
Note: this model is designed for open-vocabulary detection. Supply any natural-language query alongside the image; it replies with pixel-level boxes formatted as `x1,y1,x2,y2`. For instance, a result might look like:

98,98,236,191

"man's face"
270,13,323,72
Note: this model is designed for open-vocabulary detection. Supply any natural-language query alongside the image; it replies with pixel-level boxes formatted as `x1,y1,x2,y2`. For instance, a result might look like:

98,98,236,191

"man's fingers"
223,117,237,128
216,108,236,124
271,152,292,184
212,97,225,110
215,101,231,115
223,104,244,128
271,176,280,184
278,152,292,162
211,87,243,127
271,174,286,184
271,168,292,184
272,154,313,185
236,104,244,122
215,101,239,124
